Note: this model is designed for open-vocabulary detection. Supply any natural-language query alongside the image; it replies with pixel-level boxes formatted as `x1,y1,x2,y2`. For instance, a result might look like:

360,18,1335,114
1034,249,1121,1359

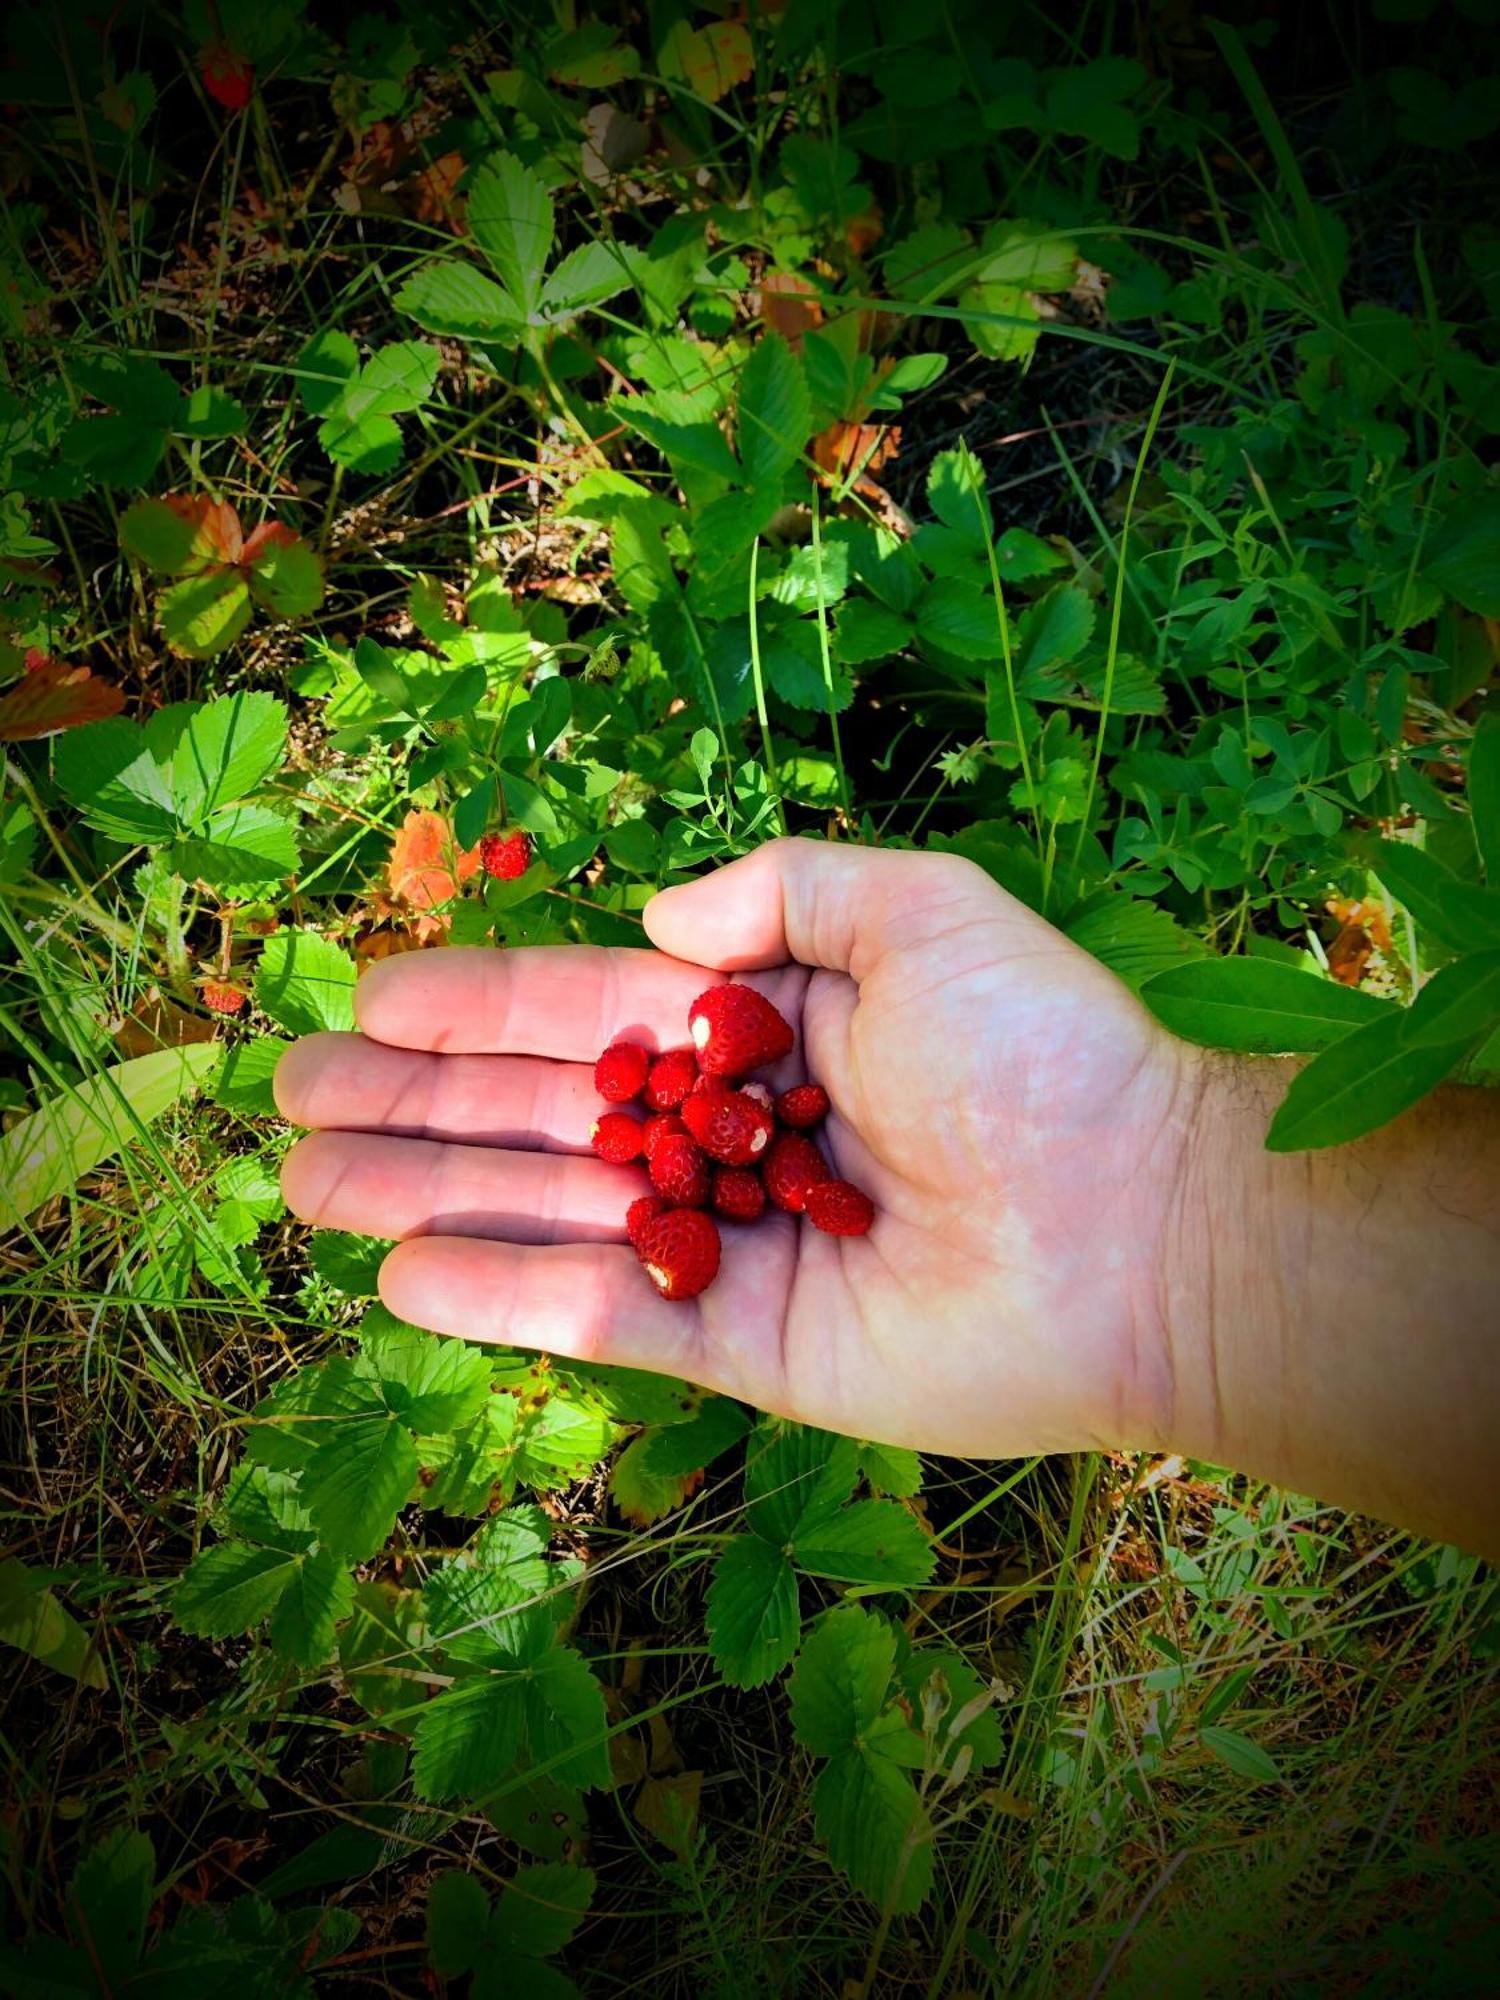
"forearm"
1158,1055,1500,1559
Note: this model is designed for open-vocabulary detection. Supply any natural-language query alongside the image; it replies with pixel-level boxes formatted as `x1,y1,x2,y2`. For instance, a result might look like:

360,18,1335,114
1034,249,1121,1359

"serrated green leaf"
297,329,360,416
788,1605,897,1754
793,1500,935,1586
217,1463,313,1553
1424,491,1500,617
254,930,357,1035
247,533,324,619
174,1541,299,1638
736,333,811,488
309,1230,389,1296
173,802,300,892
1063,896,1205,991
542,241,629,317
166,692,287,824
1265,1007,1472,1152
212,1036,286,1117
52,715,180,840
426,1870,489,1978
705,1536,800,1688
303,1417,420,1559
744,1422,860,1544
1141,958,1391,1052
158,568,251,658
318,408,403,474
915,577,1004,659
67,1827,155,1987
857,1441,922,1497
812,1748,932,1912
638,1397,751,1476
118,496,202,573
1016,584,1095,687
608,1434,698,1527
413,1675,527,1800
522,1644,612,1789
175,384,248,438
468,154,554,317
361,1311,494,1430
834,598,913,665
493,1862,595,1957
267,1549,355,1665
396,261,524,338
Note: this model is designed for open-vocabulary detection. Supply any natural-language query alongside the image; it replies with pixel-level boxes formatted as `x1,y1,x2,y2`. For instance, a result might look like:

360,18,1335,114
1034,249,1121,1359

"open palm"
278,841,1191,1457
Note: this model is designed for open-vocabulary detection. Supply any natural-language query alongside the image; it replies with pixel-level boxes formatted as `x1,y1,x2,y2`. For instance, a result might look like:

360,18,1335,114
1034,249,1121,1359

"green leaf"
744,1422,861,1544
254,930,357,1035
266,1550,355,1665
303,1417,420,1559
1063,896,1205,990
68,1827,155,1986
736,333,811,489
159,568,251,658
1199,1724,1281,1783
857,1441,922,1498
1141,958,1391,1053
0,1560,106,1688
1016,585,1095,687
297,329,359,415
167,691,287,825
1472,715,1500,883
427,1870,489,1978
788,1605,896,1755
834,598,913,665
637,1397,751,1476
813,1749,933,1912
915,577,1004,659
926,442,990,538
1265,1008,1473,1152
1403,950,1500,1047
118,495,201,573
362,1314,493,1431
793,1500,935,1586
0,1045,219,1231
705,1536,800,1688
309,1230,388,1296
413,1675,527,1800
212,1035,286,1117
542,240,629,317
52,716,180,840
898,1648,1003,1768
1424,492,1500,617
318,408,402,475
1371,839,1500,953
174,1541,299,1637
175,384,248,439
396,260,524,338
247,533,324,618
468,153,554,317
173,802,300,889
493,1862,595,1957
522,1644,612,1789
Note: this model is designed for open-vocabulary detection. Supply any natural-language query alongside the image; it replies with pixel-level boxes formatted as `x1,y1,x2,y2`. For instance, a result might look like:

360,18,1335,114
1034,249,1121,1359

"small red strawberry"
776,1083,830,1130
198,977,247,1016
763,1131,831,1213
636,1208,721,1300
644,1047,699,1111
649,1131,710,1206
804,1179,874,1236
688,985,794,1077
591,1111,644,1164
625,1193,669,1249
642,1113,689,1162
199,43,254,111
595,1041,649,1103
478,828,532,880
681,1086,775,1166
712,1166,766,1223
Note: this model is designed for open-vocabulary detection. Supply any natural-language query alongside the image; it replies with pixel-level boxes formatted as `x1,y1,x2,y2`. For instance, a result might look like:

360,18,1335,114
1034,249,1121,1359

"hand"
276,840,1195,1457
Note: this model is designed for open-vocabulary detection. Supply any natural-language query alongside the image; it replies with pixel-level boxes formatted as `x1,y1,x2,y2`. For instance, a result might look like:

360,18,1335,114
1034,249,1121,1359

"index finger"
355,944,721,1061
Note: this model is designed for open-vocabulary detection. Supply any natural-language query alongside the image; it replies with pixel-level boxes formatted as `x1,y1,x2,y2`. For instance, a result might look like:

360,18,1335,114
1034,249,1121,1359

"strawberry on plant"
689,985,795,1076
804,1179,875,1236
198,977,247,1016
712,1166,766,1223
649,1131,710,1206
199,43,254,111
635,1208,721,1300
763,1131,831,1212
776,1083,829,1129
479,829,532,880
625,1193,669,1249
681,1086,775,1166
595,1041,650,1103
644,1048,699,1111
591,1111,644,1163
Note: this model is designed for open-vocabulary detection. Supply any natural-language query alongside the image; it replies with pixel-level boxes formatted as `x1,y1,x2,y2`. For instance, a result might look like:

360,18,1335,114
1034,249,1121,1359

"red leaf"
239,520,295,567
0,654,126,741
164,493,243,566
386,809,481,913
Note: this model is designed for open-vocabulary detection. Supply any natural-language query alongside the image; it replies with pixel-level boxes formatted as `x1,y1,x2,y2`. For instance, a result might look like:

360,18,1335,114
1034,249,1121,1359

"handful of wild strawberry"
590,985,874,1301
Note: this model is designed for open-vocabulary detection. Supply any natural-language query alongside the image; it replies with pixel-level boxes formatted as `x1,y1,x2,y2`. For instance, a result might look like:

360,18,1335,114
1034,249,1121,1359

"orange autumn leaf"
0,650,126,742
812,419,902,485
759,272,823,348
386,809,481,913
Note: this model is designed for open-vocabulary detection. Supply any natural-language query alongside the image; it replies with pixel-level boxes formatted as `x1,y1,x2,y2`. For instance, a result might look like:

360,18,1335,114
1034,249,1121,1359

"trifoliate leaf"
705,1536,800,1688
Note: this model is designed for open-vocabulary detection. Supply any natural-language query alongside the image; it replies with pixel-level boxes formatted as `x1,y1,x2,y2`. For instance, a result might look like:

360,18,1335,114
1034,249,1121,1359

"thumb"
643,837,1016,976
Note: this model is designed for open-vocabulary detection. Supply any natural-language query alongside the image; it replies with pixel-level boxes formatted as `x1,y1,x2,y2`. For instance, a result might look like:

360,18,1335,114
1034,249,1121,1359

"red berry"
804,1178,875,1236
625,1193,669,1249
199,978,247,1016
478,828,532,880
649,1131,710,1206
681,1086,775,1166
199,43,254,111
591,1111,644,1164
688,985,795,1077
763,1131,831,1213
644,1047,698,1111
776,1083,830,1130
642,1113,689,1162
741,1080,774,1112
635,1208,721,1301
712,1166,766,1223
595,1041,649,1103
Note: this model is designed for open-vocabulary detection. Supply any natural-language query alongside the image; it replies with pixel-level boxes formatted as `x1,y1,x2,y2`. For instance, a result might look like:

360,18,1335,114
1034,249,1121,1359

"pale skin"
276,841,1500,1561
